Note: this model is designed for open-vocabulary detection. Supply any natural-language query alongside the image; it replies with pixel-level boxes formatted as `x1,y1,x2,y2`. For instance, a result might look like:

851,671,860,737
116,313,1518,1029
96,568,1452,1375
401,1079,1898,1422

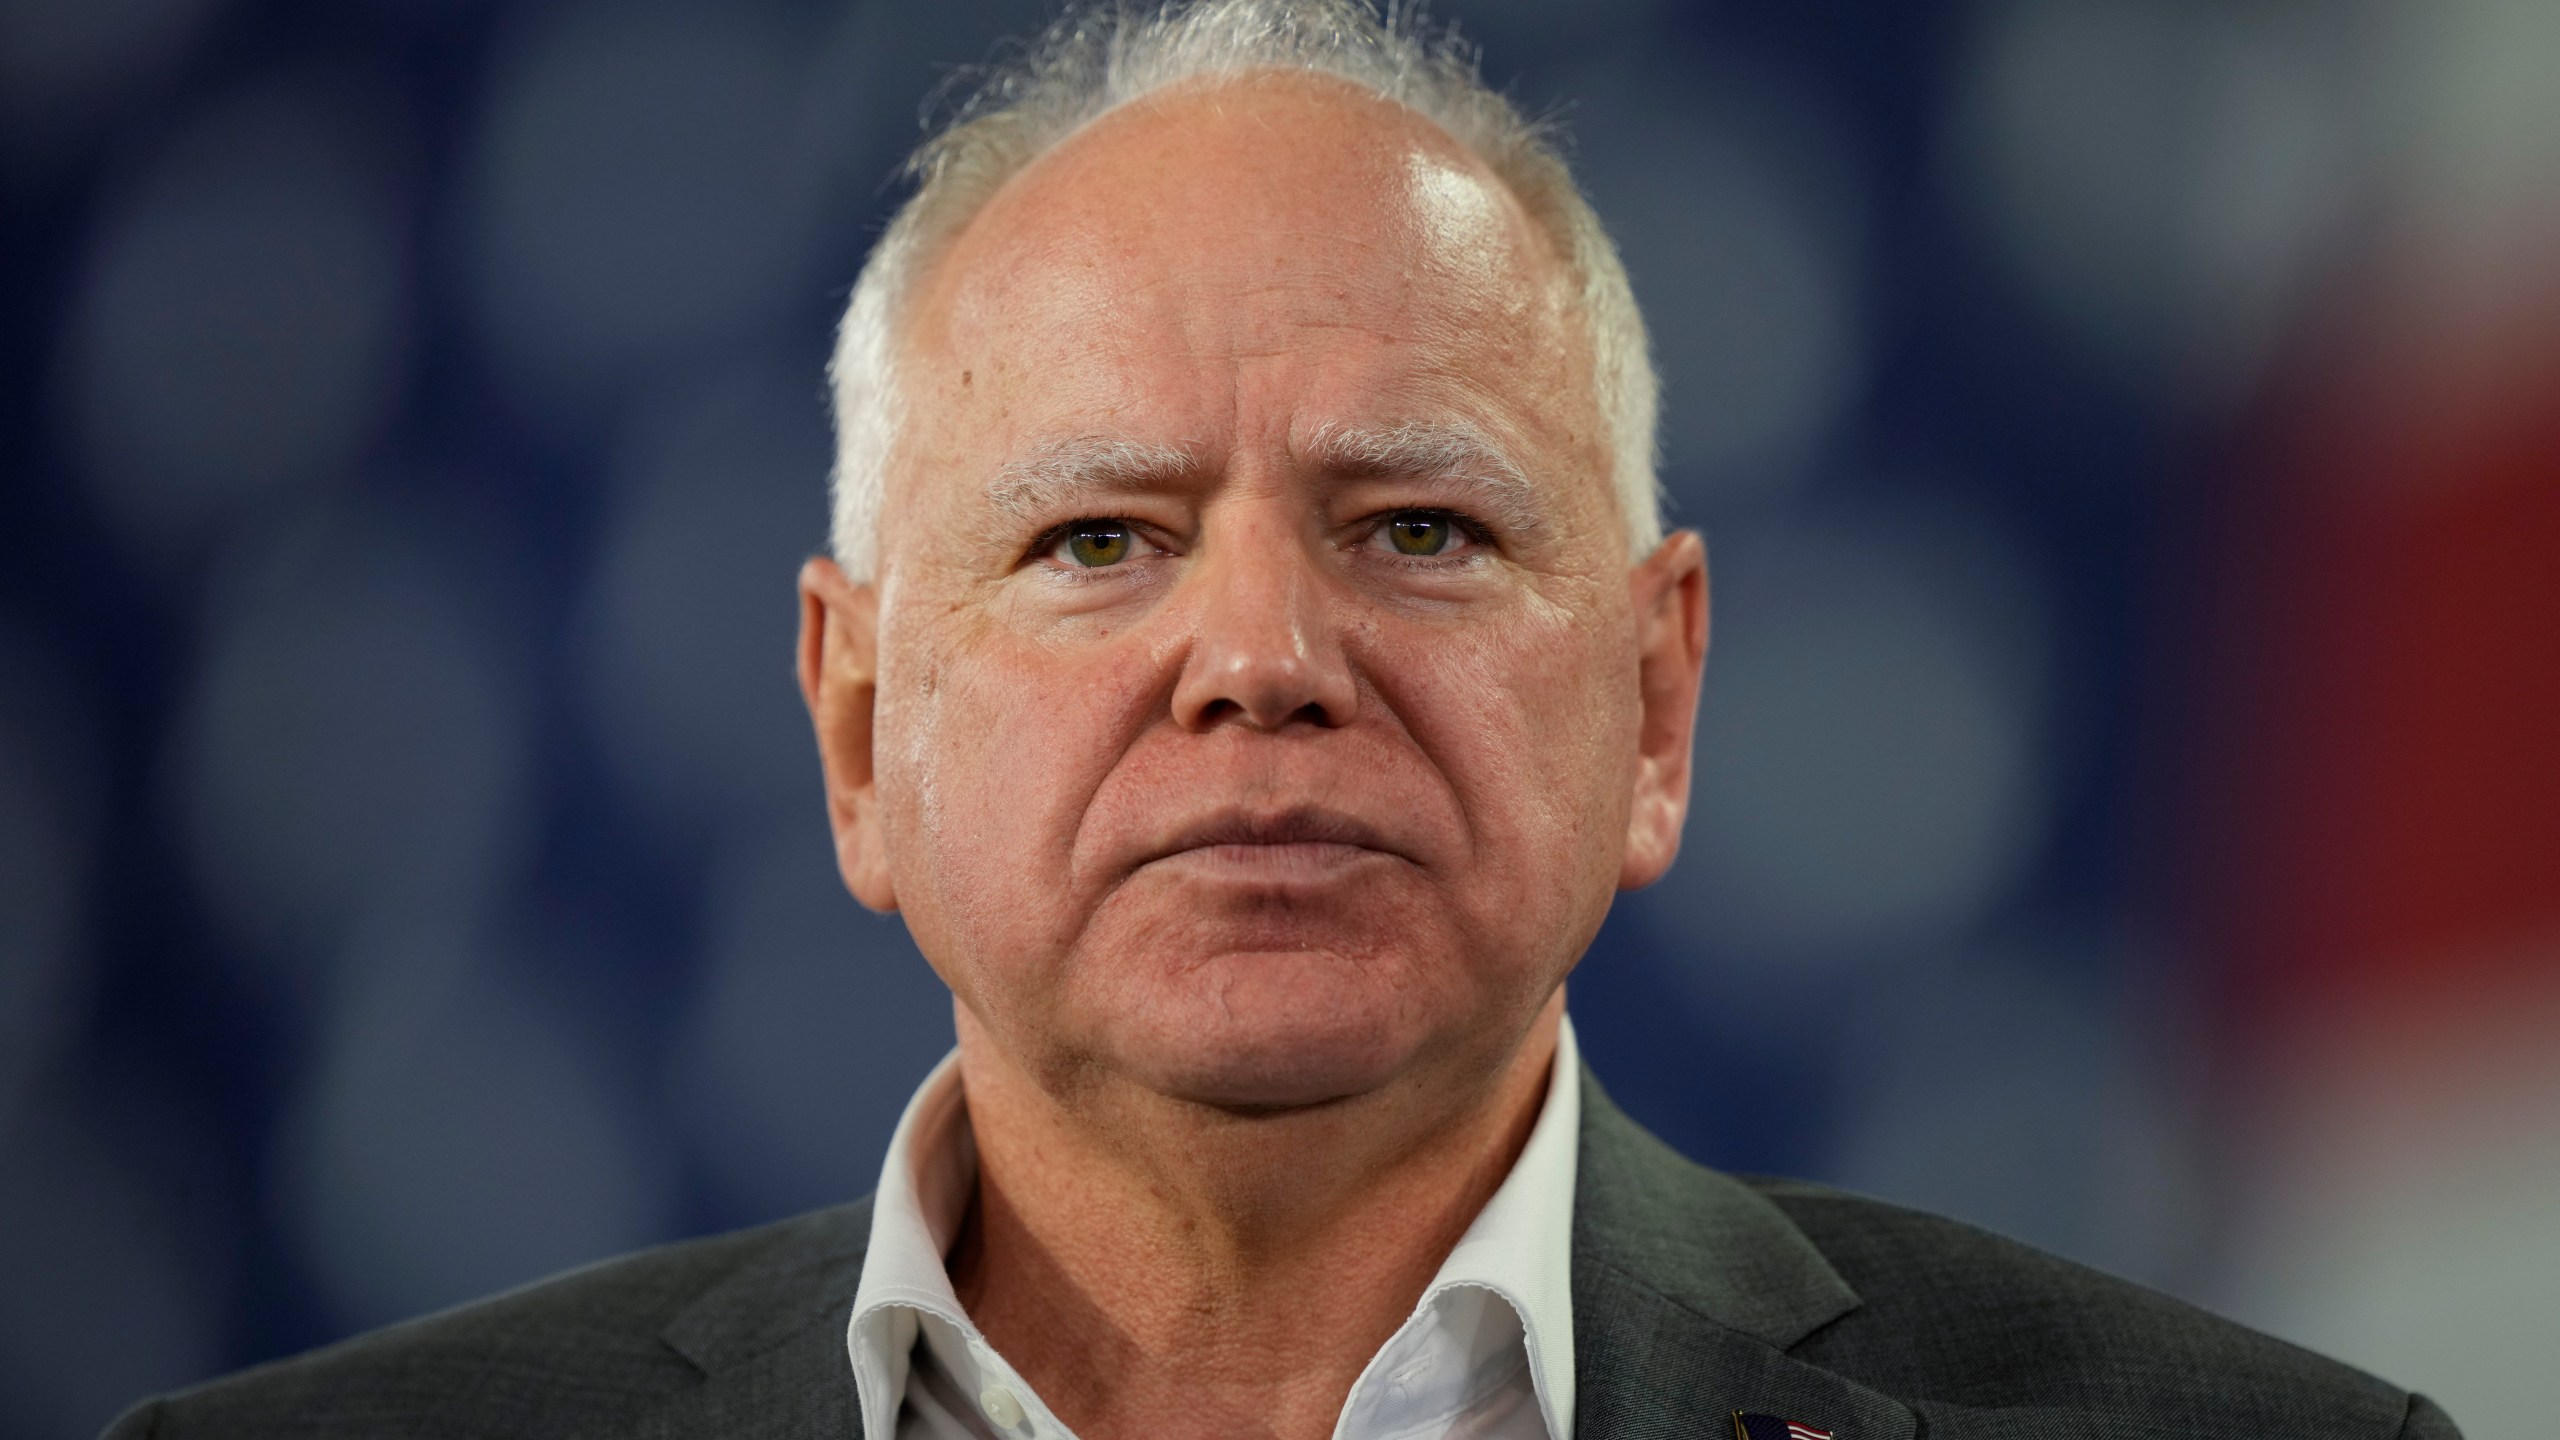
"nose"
1170,519,1359,732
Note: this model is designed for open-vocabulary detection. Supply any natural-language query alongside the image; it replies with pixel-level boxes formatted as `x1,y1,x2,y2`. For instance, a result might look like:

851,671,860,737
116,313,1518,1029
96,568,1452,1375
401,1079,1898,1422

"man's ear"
1620,529,1710,890
797,556,898,912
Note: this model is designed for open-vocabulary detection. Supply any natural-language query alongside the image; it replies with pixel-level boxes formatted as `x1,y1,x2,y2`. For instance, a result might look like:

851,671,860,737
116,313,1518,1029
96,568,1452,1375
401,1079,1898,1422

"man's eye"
1379,510,1461,557
1055,520,1135,567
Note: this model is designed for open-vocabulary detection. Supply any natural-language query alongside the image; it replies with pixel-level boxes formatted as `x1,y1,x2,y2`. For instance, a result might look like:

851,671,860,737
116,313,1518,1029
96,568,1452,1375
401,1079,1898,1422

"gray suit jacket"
106,1070,2461,1439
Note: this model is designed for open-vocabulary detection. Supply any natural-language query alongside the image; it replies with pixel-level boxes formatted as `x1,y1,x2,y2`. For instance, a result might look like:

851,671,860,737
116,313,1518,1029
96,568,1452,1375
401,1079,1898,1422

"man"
109,2,2458,1437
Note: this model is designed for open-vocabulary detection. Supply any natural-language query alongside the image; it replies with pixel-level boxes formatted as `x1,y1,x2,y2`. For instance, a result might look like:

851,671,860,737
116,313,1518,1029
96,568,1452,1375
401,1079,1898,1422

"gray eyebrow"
984,437,1199,521
1299,420,1545,534
982,422,1547,533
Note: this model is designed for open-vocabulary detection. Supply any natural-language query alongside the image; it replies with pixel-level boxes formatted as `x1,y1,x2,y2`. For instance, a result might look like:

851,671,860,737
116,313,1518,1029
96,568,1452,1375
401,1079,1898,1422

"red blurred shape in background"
2201,277,2560,1051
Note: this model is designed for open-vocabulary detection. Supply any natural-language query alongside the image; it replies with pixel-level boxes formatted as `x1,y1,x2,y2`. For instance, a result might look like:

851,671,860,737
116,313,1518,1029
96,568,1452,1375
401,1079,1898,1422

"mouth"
1136,807,1406,880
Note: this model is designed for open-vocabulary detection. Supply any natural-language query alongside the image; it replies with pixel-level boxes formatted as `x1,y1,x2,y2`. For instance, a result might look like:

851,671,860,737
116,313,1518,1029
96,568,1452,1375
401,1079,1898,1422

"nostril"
1177,692,1341,733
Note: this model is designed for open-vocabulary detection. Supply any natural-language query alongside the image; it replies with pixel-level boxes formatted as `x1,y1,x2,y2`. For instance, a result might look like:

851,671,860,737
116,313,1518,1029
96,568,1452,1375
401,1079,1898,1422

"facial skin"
801,71,1707,1121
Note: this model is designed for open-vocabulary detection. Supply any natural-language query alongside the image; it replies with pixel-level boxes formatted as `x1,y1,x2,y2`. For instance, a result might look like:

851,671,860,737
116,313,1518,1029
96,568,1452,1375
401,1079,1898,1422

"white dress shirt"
845,1017,1583,1440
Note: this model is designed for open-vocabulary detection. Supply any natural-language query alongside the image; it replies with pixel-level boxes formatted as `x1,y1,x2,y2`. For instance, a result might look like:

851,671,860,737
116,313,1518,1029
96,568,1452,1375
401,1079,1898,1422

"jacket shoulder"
1744,1179,2452,1439
103,1202,871,1440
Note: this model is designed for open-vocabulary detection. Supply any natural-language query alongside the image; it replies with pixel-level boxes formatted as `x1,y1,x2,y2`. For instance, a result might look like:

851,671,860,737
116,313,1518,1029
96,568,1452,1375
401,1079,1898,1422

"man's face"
803,75,1706,1111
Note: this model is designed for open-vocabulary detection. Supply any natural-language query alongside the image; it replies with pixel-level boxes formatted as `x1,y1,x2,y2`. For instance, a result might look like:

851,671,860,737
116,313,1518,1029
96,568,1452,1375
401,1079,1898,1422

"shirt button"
978,1384,1026,1429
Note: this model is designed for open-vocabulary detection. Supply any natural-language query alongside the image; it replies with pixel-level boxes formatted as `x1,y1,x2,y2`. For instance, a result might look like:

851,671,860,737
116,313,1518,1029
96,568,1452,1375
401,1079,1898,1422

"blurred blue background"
6,0,2557,1435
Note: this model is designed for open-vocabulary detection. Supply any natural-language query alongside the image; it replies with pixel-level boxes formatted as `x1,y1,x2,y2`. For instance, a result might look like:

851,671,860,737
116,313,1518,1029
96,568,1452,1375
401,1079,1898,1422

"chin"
1094,949,1443,1112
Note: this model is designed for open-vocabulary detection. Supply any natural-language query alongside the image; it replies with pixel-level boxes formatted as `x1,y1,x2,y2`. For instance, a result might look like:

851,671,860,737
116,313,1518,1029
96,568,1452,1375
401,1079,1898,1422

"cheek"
1381,598,1638,914
874,615,1157,972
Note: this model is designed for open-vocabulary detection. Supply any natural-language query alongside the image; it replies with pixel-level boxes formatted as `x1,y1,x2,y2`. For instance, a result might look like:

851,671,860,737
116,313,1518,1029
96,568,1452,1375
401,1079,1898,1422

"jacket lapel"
622,1200,875,1440
1573,1070,1917,1440
629,1320,864,1440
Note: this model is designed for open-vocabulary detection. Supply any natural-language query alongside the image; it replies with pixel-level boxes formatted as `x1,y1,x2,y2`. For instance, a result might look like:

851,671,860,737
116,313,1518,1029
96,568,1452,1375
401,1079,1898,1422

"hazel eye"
1382,510,1457,556
1058,520,1135,567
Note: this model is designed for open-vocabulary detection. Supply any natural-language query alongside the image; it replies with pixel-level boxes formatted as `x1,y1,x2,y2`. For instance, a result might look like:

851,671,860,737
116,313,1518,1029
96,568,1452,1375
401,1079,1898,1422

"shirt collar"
1412,1013,1579,1440
846,1017,1582,1440
847,1045,976,1440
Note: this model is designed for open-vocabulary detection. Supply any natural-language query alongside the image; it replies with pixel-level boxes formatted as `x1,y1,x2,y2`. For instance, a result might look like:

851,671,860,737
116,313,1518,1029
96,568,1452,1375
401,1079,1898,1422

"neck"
946,992,1563,1440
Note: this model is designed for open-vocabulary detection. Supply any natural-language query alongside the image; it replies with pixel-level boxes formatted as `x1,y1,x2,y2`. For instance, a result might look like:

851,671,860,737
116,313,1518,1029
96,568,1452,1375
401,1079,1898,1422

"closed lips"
1140,808,1407,867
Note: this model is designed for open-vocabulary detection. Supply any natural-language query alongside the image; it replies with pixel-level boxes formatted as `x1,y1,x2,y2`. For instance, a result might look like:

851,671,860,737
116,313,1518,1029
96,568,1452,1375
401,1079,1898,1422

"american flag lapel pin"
1732,1413,1834,1440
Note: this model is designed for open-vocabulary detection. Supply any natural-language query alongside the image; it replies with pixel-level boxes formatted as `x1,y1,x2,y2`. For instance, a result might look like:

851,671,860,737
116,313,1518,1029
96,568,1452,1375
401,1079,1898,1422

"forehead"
957,71,1536,273
901,72,1584,447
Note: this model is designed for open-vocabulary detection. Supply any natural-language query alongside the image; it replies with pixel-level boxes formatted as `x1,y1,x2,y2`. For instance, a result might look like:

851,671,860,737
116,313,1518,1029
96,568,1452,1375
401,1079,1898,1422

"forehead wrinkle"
1297,419,1546,535
984,436,1201,520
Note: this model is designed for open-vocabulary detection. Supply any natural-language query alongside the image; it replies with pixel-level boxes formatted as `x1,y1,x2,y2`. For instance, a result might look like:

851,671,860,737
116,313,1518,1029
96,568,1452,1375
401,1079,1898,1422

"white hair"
825,0,1663,581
